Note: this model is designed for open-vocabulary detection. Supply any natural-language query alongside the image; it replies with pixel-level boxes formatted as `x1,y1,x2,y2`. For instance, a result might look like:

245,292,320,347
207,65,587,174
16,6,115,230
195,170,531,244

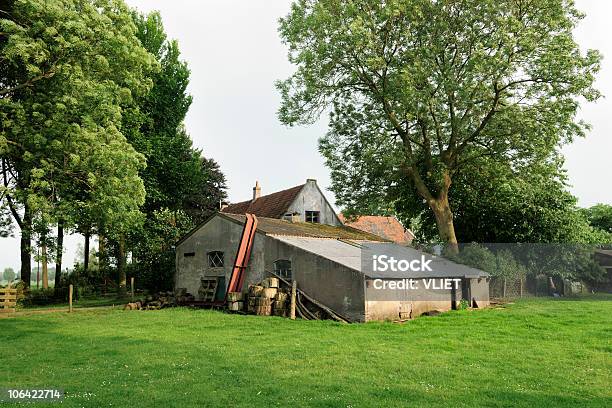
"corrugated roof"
361,243,488,278
221,184,305,218
272,236,362,270
269,237,488,278
221,213,388,241
338,214,414,244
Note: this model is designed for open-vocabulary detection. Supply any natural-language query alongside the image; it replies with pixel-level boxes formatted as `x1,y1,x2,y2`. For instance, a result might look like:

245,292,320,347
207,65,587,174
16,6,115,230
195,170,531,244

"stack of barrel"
246,277,288,316
227,292,244,311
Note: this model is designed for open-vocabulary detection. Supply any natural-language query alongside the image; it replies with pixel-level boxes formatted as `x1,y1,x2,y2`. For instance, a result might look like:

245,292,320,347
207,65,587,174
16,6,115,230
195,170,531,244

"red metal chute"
225,213,258,300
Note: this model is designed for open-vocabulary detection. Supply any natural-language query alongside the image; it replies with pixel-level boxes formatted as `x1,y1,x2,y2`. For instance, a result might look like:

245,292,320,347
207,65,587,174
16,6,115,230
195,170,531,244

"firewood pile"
174,288,196,304
227,277,289,317
125,290,196,311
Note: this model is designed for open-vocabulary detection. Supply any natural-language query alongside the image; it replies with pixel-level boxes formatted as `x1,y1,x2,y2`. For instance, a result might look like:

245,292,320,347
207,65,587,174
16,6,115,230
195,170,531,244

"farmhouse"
175,179,489,322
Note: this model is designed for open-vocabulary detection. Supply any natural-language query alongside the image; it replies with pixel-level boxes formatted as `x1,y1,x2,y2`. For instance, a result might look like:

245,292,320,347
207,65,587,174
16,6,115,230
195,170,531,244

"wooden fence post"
130,277,135,300
290,280,297,320
502,278,507,298
69,284,73,313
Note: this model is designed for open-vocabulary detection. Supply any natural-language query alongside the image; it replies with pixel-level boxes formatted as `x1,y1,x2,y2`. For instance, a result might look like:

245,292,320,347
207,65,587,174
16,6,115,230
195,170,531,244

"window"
183,252,195,257
207,251,224,268
274,259,292,280
305,211,320,223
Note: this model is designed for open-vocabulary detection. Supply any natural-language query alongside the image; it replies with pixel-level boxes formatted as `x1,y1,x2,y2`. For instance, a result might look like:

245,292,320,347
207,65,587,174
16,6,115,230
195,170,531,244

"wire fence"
489,275,596,299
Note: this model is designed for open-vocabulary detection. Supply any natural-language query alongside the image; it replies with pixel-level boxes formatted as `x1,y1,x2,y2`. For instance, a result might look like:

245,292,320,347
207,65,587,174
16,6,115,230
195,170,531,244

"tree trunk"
20,203,32,287
409,168,458,252
117,235,127,296
84,232,90,273
429,196,458,253
548,276,556,295
98,233,106,271
55,220,64,290
41,238,49,289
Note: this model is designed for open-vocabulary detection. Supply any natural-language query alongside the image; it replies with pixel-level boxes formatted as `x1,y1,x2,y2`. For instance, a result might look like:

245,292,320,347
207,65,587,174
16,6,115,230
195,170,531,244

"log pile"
126,290,195,311
142,291,176,310
175,288,196,304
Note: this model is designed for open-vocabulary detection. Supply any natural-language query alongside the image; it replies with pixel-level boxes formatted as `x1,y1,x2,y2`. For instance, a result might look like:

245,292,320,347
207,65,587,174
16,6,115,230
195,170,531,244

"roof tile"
338,214,414,244
222,184,304,218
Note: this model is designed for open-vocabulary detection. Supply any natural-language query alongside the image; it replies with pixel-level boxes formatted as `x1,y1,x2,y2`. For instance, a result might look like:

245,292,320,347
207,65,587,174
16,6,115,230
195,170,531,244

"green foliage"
447,242,605,283
22,288,59,306
0,2,229,293
0,202,13,237
122,11,227,291
449,244,527,279
3,266,15,281
0,0,156,285
280,0,601,242
581,204,612,235
392,156,607,244
129,209,194,291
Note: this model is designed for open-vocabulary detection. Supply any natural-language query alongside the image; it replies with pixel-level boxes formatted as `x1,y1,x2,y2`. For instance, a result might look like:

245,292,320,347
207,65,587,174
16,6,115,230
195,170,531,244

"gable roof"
221,184,305,218
338,214,414,244
221,213,387,241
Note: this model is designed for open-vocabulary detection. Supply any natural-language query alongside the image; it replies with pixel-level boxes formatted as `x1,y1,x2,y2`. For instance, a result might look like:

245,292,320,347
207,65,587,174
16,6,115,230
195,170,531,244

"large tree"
278,0,601,248
1,0,154,286
123,12,227,291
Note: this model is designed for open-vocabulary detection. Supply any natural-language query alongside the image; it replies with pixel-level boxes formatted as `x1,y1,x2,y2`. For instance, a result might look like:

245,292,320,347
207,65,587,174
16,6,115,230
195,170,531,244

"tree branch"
0,71,56,97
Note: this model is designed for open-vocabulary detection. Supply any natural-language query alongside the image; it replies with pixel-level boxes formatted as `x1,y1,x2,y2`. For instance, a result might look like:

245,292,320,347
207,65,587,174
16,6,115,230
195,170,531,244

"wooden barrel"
255,305,272,316
247,297,256,313
227,292,243,302
273,300,286,310
263,277,279,288
273,308,287,317
255,297,273,306
274,292,288,303
260,288,277,299
228,301,243,311
249,285,264,297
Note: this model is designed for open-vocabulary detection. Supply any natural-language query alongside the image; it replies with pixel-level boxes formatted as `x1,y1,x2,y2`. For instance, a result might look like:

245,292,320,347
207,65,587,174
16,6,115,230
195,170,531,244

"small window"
305,211,320,223
184,252,195,257
274,259,292,280
208,251,224,268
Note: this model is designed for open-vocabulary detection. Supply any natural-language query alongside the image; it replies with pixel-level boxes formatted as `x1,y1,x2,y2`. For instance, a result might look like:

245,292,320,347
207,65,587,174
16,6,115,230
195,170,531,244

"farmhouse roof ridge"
221,183,305,218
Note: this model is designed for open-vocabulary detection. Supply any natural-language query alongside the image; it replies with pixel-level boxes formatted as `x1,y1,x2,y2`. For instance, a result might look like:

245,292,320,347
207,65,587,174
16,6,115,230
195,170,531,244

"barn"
175,180,489,322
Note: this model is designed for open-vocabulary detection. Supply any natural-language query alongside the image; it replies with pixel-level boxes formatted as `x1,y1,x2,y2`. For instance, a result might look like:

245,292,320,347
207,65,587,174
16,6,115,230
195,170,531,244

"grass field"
1,297,611,407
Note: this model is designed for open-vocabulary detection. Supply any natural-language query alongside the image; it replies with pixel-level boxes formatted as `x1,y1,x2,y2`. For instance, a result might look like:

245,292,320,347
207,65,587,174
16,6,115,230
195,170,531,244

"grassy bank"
1,297,610,407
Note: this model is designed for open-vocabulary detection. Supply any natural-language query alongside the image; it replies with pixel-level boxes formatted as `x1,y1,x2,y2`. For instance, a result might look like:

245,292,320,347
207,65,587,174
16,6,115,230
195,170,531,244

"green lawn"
1,297,611,407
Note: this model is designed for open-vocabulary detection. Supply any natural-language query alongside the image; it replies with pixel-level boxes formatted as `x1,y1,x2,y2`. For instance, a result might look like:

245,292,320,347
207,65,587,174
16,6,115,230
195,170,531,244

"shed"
175,213,489,322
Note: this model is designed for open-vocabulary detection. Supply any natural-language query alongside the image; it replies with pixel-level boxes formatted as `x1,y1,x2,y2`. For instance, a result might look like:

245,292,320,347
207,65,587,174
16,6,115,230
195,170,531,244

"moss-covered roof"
221,213,388,241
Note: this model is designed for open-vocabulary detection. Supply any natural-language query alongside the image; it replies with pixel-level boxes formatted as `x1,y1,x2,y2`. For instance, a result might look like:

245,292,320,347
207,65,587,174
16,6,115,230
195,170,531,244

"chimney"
252,181,261,201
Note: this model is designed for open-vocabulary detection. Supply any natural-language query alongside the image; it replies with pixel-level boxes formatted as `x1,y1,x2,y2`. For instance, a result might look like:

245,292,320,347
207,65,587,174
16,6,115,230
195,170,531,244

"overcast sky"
0,0,610,274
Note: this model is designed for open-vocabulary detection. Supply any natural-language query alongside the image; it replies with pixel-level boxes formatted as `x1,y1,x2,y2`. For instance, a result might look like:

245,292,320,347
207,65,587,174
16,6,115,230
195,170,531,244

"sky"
0,0,610,274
